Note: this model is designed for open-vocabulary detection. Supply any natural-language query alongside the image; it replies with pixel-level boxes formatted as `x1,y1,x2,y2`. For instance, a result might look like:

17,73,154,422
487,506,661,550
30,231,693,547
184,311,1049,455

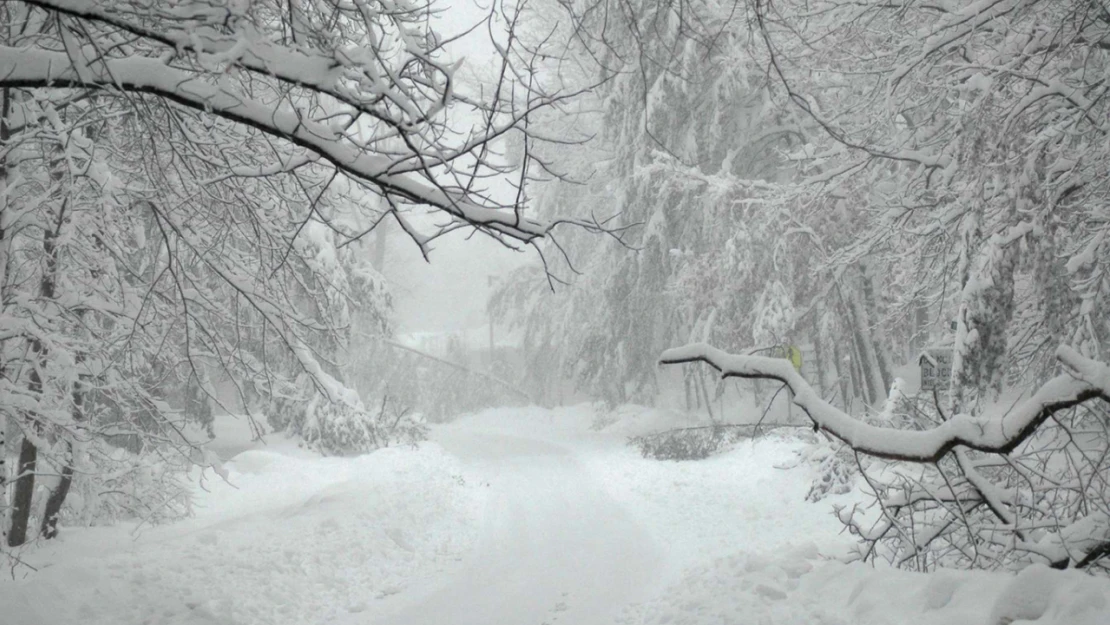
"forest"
2,0,1110,623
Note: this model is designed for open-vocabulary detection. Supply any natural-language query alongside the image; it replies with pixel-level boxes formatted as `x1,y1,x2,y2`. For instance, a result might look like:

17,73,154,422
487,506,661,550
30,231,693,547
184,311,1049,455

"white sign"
919,347,953,391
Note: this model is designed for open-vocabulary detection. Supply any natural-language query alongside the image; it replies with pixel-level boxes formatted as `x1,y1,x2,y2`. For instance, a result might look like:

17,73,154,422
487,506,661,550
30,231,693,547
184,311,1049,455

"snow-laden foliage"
492,0,814,409
65,441,194,528
631,423,810,461
492,0,902,414
1,0,572,547
788,441,858,503
0,0,588,244
510,0,1110,413
837,396,1110,574
289,394,426,456
751,281,796,347
729,0,1110,572
755,0,1110,403
0,79,399,545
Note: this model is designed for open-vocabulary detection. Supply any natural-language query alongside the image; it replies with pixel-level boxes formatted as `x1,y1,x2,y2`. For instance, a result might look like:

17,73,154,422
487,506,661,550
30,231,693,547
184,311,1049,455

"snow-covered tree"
492,0,809,408
658,0,1110,572
0,0,583,547
754,0,1110,405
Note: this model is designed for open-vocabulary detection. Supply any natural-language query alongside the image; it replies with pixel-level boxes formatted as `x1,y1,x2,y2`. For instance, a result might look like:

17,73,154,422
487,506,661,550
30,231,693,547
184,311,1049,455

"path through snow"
362,425,667,625
3,405,1110,625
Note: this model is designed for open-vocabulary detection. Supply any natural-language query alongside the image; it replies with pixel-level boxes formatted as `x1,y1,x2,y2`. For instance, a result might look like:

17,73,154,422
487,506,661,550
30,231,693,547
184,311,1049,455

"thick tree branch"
659,343,1110,462
0,47,589,244
20,0,429,130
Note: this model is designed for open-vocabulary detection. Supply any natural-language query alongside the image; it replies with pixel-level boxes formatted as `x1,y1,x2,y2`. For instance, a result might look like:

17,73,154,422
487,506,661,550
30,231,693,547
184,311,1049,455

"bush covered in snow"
631,424,809,461
30,438,197,532
270,388,427,456
631,426,747,461
786,441,859,503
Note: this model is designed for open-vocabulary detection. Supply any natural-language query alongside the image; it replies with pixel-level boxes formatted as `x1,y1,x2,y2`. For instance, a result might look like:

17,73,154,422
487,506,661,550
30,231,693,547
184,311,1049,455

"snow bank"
581,417,857,573
619,550,1110,625
0,440,488,625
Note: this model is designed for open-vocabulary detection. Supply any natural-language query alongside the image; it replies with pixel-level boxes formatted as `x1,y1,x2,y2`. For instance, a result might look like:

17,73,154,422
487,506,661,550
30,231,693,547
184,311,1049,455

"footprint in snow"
376,586,403,599
754,583,788,601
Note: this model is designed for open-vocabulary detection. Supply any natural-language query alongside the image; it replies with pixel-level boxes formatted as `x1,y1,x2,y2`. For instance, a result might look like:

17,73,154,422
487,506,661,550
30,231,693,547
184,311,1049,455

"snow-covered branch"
0,46,562,242
0,0,613,249
19,0,443,129
659,343,1109,462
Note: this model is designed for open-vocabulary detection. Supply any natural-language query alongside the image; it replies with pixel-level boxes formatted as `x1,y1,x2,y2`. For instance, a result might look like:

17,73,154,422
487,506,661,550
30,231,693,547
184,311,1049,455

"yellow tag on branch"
770,345,803,372
786,345,802,372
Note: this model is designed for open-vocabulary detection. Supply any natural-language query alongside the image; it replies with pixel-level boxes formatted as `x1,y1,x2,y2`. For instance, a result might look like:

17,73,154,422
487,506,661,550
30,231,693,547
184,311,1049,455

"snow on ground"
576,404,1110,625
3,404,1110,625
1,436,488,625
615,548,1110,625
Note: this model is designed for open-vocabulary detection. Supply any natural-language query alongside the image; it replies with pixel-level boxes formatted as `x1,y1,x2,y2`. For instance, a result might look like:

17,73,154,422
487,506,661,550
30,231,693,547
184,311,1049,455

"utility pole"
488,275,495,371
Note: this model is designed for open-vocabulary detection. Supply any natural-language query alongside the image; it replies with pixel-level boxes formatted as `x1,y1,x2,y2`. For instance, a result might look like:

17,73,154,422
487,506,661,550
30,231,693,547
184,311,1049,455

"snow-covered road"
364,427,667,625
4,405,1110,625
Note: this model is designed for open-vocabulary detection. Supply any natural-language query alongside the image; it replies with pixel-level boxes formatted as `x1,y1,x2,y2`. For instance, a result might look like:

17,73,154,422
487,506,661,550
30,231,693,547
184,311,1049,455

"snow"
1058,344,1110,396
1,435,488,625
0,44,556,244
4,405,1110,625
660,342,1108,462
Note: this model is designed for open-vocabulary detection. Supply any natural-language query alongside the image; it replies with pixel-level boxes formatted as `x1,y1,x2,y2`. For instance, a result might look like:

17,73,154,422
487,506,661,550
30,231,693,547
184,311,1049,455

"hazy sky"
384,0,545,336
386,221,535,335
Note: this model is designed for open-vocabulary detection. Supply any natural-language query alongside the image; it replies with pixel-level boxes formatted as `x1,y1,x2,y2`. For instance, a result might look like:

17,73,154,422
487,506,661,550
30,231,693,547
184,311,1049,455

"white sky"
385,221,535,334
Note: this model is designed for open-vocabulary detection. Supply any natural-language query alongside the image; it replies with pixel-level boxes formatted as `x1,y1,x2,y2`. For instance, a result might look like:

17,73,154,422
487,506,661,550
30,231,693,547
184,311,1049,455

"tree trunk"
39,461,72,540
185,369,214,438
846,289,886,406
41,356,86,539
696,369,715,421
839,294,870,405
811,311,830,397
684,369,695,412
0,78,11,545
7,435,37,547
911,301,929,360
16,154,66,543
1,418,7,542
859,262,894,391
372,221,387,272
832,339,851,410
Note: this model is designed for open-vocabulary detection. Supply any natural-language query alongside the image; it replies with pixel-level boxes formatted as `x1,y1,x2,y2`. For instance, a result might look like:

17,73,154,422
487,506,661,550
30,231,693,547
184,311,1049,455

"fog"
3,0,1110,623
382,215,534,335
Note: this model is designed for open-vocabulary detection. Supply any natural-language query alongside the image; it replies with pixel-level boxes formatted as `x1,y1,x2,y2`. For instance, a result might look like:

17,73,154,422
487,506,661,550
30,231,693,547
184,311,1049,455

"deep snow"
3,405,1110,625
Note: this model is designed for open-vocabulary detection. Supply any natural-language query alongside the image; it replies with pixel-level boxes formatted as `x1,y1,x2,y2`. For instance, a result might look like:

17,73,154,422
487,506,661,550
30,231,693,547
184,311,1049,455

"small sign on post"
919,347,953,391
